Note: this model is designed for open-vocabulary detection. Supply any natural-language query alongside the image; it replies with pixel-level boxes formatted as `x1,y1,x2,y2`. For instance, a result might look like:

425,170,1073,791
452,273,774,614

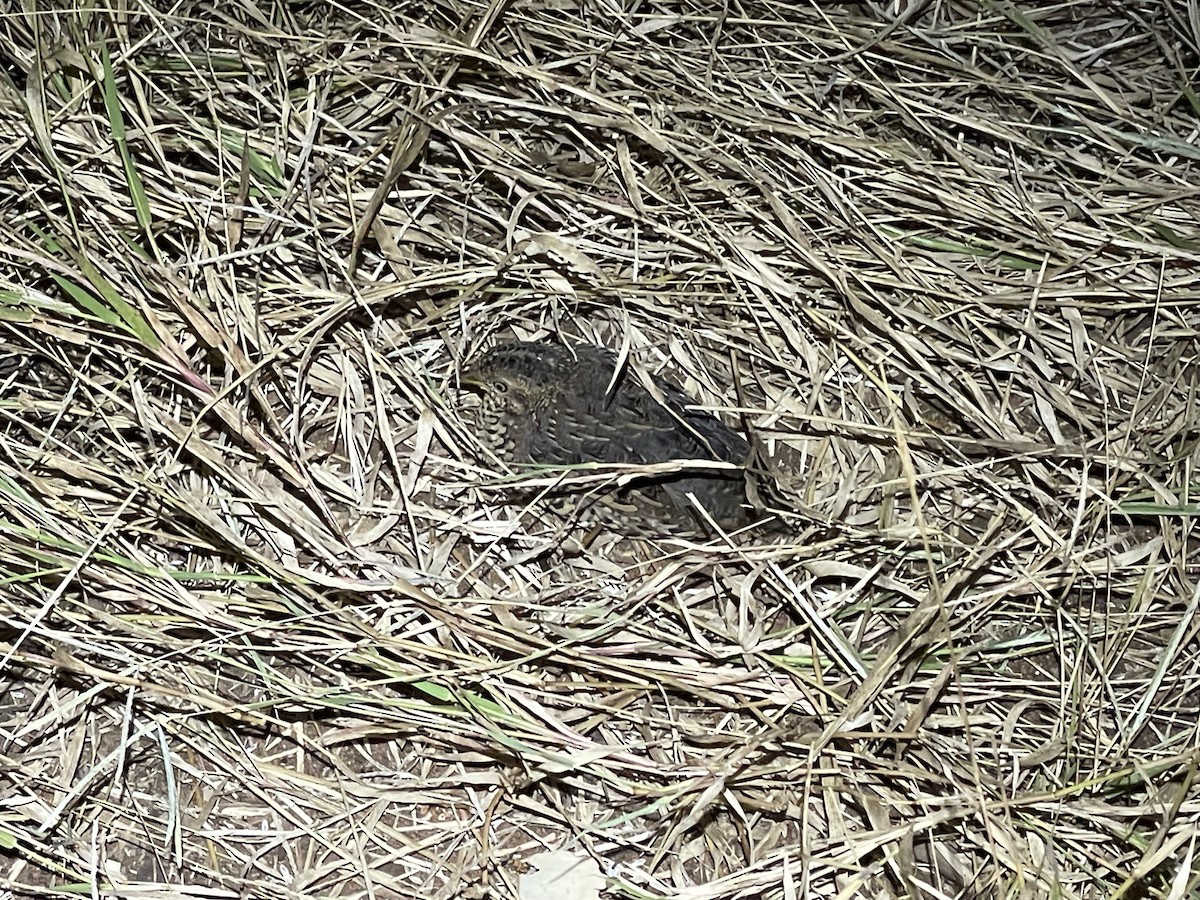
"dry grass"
1,1,1199,897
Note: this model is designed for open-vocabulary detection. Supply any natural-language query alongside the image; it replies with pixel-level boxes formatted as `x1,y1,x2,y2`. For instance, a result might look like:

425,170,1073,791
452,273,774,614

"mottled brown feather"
462,340,769,533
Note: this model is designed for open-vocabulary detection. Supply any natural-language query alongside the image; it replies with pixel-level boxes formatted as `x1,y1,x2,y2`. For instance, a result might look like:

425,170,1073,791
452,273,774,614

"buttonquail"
461,340,769,533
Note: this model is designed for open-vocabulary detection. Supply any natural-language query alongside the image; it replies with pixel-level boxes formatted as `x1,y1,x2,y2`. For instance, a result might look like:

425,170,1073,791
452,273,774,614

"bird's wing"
614,377,750,464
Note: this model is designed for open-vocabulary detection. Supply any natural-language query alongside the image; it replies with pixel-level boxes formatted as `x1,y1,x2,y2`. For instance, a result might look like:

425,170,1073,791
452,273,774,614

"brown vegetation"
1,2,1198,897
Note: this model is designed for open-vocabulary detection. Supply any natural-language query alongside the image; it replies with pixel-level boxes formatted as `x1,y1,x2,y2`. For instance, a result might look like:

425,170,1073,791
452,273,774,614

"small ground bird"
461,340,770,534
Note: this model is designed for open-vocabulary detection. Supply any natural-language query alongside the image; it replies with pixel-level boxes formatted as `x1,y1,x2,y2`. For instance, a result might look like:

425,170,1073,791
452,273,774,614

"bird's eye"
493,381,509,394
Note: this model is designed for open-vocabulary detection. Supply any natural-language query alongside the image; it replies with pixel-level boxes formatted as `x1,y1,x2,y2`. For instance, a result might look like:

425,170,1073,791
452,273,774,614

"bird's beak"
459,371,485,389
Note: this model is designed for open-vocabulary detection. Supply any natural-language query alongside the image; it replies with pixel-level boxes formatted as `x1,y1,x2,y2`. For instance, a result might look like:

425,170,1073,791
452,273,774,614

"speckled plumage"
462,340,763,532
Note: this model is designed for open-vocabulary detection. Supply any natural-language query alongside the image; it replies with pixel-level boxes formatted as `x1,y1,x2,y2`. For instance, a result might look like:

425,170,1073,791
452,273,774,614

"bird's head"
460,342,566,414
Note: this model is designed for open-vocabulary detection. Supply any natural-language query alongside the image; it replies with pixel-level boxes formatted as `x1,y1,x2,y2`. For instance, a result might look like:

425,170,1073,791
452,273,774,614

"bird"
459,339,771,534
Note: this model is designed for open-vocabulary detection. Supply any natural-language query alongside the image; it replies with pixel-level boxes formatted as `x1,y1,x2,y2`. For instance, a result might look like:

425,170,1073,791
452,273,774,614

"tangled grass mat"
1,2,1198,898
